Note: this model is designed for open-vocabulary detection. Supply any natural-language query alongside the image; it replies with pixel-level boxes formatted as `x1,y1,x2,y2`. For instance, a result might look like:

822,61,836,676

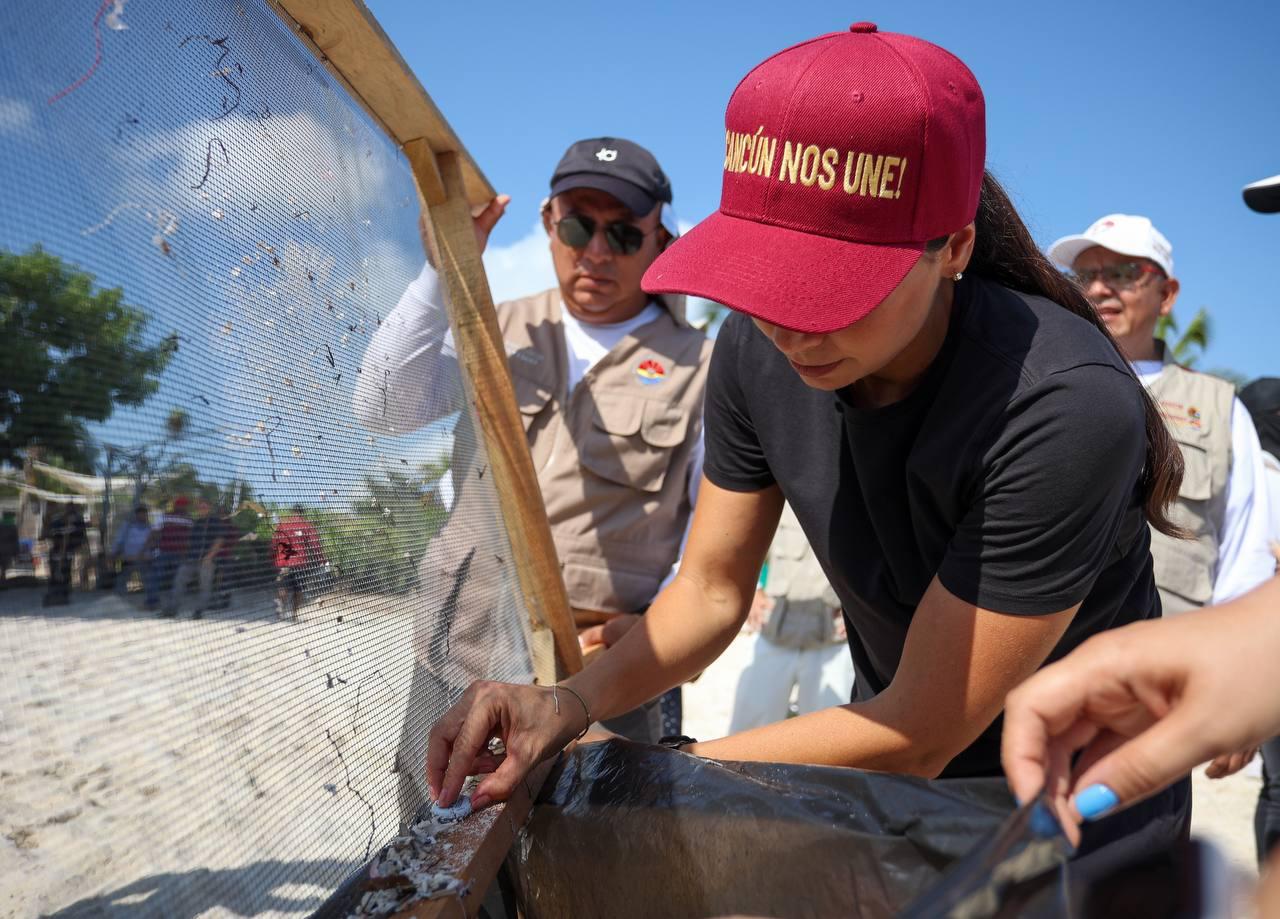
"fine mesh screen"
0,1,535,914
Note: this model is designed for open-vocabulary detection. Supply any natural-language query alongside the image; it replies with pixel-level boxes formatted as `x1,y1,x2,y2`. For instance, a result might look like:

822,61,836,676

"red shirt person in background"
147,495,193,614
272,505,324,621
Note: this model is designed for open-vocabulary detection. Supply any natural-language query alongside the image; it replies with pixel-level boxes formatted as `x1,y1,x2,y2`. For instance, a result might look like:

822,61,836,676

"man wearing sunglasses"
358,138,710,817
1049,215,1274,618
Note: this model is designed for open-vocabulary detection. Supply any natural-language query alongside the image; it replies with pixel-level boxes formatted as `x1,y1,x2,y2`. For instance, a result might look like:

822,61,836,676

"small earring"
953,272,963,281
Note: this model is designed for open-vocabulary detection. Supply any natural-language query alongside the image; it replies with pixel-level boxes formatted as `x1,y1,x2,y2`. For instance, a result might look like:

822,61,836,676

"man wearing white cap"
1049,215,1274,615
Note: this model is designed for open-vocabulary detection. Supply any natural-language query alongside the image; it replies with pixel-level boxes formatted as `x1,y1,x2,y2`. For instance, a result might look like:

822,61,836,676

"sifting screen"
0,1,534,915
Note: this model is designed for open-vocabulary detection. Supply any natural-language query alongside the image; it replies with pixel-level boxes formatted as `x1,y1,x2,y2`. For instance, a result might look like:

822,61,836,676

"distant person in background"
0,510,19,588
272,506,324,621
111,504,153,596
42,504,86,607
171,499,234,619
148,495,193,615
730,503,853,732
1239,377,1280,862
1049,216,1275,615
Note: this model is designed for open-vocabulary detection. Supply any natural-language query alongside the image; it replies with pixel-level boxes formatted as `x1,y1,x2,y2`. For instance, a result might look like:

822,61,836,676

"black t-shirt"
705,276,1158,778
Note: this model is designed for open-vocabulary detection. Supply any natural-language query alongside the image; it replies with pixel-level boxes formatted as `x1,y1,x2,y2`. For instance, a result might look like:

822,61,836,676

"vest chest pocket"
578,395,690,493
1174,439,1212,502
511,372,554,433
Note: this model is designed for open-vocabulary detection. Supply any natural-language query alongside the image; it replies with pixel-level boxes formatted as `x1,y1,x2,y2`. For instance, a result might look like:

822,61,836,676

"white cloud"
113,109,402,220
0,98,34,133
482,220,556,303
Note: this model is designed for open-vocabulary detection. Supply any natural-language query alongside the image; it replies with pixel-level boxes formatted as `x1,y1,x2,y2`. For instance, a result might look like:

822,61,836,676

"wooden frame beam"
270,0,494,207
265,3,585,915
420,152,583,684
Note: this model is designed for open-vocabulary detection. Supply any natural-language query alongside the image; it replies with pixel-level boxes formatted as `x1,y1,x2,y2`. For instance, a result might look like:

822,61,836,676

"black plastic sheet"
510,740,1069,919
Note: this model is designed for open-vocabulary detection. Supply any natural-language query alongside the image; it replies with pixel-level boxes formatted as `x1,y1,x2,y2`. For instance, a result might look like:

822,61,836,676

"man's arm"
352,262,462,435
353,197,509,435
1213,400,1277,602
690,578,1076,777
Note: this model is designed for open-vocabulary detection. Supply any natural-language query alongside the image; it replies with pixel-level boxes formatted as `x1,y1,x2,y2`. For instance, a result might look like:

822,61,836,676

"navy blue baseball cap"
549,137,673,218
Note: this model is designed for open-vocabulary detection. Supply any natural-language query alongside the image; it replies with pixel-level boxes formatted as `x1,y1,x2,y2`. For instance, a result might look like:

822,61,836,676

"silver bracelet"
551,684,591,741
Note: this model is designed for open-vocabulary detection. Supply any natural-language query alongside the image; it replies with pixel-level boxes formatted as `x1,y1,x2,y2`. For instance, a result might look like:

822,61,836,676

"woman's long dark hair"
959,171,1185,537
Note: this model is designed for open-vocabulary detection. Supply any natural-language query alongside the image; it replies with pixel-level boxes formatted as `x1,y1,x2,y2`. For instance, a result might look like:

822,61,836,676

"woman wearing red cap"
428,26,1189,865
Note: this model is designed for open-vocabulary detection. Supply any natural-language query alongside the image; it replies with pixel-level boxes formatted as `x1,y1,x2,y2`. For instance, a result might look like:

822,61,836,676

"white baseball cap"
1047,214,1174,277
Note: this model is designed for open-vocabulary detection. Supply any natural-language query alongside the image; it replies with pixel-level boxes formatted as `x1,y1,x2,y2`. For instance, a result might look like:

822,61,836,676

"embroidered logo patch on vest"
1159,399,1203,430
636,358,666,384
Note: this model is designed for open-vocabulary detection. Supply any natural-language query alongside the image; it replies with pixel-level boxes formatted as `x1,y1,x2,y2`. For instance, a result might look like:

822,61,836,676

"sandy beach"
2,587,1264,917
0,584,426,918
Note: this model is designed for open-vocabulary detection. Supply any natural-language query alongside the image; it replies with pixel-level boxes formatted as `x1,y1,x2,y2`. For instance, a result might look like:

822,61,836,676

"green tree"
309,471,447,593
1154,307,1248,388
0,246,173,471
1155,307,1211,368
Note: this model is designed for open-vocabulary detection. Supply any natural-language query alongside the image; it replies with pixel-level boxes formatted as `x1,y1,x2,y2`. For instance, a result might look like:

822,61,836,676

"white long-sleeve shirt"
1261,451,1280,553
355,262,703,582
1134,360,1276,602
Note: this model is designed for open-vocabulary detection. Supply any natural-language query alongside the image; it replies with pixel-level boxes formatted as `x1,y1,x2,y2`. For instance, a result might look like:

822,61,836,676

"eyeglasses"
551,213,658,255
1071,262,1164,290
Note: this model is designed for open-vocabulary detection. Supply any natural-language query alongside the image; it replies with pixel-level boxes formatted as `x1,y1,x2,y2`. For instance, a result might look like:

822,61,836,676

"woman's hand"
1002,578,1280,845
426,680,587,810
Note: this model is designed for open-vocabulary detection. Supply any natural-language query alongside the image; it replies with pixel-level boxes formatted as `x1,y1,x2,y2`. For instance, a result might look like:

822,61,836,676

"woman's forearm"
687,697,943,777
687,580,1077,777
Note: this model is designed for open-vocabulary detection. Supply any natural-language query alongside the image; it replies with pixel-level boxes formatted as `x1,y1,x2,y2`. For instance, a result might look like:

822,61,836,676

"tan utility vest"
761,503,842,650
1145,344,1234,614
501,289,710,613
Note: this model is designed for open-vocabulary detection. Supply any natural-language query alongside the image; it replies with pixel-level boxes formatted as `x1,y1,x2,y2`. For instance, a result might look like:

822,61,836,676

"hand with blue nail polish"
1073,784,1118,821
1002,578,1280,845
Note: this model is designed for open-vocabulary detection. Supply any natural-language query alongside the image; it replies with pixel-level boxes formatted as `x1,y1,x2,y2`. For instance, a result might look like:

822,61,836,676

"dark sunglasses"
552,213,658,255
1071,261,1164,290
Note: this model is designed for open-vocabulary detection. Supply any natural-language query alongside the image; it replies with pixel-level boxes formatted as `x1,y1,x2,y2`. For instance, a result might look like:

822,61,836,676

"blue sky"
2,0,1275,497
369,0,1279,380
1,0,452,502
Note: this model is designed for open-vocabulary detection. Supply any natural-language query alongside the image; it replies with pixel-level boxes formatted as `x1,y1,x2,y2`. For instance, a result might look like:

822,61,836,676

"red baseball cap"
643,24,985,334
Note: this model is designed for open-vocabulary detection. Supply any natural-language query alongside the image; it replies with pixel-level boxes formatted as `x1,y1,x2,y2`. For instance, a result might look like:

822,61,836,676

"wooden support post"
403,139,447,207
263,6,580,914
418,150,583,683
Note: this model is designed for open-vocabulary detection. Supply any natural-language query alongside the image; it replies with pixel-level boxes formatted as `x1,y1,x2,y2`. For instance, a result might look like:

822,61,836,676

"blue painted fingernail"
1074,784,1119,821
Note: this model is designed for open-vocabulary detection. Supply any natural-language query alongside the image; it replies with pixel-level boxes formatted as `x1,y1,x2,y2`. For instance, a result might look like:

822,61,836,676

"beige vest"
501,290,711,613
761,504,842,649
1146,345,1234,613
